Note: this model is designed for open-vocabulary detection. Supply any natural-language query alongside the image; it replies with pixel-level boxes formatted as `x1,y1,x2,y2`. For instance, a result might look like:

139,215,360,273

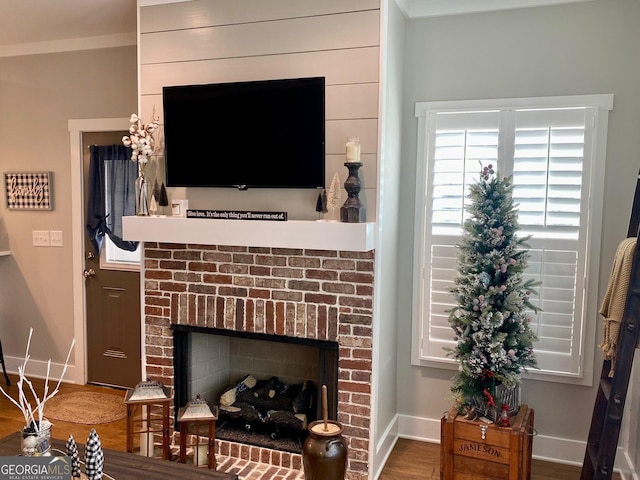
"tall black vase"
340,162,366,223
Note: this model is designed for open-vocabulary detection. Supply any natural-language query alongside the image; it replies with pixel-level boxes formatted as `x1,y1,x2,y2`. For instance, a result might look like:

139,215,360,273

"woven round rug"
45,392,126,425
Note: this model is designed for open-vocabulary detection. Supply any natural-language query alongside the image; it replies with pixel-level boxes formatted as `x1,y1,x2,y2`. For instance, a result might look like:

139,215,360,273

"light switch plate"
33,230,50,246
50,230,63,247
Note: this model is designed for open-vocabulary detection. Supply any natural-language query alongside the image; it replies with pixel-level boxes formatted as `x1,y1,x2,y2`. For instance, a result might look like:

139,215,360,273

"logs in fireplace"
172,325,338,453
217,374,316,452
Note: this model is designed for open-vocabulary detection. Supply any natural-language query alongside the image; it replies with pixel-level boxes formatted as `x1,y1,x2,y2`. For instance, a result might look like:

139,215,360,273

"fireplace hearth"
217,423,304,453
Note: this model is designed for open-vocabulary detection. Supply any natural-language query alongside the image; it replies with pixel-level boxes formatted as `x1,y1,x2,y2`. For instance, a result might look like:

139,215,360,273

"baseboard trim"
3,355,76,383
618,449,637,480
372,414,400,479
397,413,441,443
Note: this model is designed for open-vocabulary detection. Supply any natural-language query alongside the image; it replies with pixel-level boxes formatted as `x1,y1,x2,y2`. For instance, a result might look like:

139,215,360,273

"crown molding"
0,32,136,58
137,0,191,6
401,0,596,18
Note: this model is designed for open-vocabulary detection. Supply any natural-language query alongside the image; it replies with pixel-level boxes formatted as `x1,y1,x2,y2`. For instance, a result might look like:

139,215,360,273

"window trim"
411,94,613,386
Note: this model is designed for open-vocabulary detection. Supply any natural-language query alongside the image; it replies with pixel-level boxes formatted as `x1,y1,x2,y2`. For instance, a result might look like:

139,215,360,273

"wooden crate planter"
440,404,534,480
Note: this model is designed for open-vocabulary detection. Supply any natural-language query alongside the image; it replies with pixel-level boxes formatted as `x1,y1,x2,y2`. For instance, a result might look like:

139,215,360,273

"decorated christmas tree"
159,183,169,215
326,173,341,220
448,164,539,415
152,180,161,204
315,189,328,216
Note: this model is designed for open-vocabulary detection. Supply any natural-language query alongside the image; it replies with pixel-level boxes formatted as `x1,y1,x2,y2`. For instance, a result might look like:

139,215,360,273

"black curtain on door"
86,144,139,254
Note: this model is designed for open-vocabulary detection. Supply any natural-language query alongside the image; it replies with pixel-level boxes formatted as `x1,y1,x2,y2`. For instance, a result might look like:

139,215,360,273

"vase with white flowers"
0,328,75,456
122,113,159,216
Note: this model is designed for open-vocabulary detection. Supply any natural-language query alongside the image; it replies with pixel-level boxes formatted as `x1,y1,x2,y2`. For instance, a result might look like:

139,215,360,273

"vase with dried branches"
122,113,159,216
0,328,75,455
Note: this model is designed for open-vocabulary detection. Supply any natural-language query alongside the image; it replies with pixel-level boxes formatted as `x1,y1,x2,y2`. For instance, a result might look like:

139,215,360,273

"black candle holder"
340,162,366,223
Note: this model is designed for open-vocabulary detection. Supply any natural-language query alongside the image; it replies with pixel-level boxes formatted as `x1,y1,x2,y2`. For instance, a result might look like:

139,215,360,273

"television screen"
163,77,325,189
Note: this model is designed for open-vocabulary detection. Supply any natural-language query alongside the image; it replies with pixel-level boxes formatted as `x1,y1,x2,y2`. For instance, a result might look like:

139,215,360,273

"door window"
100,160,141,271
100,236,140,271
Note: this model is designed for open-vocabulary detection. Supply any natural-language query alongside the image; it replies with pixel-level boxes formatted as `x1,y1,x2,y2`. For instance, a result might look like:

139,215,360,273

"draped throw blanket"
599,236,637,377
86,145,139,254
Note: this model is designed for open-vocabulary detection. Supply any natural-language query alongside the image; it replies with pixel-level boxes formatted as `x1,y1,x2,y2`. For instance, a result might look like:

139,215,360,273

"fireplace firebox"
172,325,338,452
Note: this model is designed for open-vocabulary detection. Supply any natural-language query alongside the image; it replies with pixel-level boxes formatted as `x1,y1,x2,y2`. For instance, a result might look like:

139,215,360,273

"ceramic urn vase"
302,420,347,480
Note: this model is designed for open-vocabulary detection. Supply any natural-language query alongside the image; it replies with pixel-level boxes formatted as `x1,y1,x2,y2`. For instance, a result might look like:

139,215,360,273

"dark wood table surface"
0,432,237,480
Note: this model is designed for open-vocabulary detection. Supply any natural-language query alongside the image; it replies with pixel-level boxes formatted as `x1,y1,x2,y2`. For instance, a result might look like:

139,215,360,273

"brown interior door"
83,131,142,388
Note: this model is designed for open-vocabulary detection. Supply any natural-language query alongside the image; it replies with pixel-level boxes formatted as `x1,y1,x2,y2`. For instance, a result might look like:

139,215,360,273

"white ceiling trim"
0,32,136,58
137,0,190,6
398,0,597,18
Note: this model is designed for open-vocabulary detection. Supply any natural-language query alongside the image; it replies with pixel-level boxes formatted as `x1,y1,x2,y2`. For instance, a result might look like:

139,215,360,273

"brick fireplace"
142,242,375,479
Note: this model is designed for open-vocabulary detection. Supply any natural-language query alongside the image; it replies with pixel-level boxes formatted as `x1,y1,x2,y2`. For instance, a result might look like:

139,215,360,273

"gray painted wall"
0,47,137,367
397,0,640,462
372,0,406,474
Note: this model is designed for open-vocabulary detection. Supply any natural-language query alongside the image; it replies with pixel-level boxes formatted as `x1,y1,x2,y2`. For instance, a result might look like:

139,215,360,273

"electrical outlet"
32,230,50,246
50,230,63,247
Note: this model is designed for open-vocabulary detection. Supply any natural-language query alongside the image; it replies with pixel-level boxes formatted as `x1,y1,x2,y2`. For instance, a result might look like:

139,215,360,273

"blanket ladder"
579,172,640,479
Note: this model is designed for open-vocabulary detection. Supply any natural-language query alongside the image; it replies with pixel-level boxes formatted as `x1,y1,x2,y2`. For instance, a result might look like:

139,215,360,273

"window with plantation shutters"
412,95,613,384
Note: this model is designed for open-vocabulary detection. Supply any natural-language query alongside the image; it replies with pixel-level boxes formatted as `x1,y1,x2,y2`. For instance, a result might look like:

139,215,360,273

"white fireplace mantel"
122,216,376,251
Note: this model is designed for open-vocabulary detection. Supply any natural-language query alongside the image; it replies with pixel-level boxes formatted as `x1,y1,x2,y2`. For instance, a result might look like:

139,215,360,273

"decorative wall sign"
5,172,53,210
186,210,287,221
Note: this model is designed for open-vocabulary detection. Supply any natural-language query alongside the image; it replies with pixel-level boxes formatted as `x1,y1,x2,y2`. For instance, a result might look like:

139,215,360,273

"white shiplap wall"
139,0,380,221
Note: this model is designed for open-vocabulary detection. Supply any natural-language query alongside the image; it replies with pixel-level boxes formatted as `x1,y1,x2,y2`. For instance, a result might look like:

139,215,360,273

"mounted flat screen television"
163,77,325,189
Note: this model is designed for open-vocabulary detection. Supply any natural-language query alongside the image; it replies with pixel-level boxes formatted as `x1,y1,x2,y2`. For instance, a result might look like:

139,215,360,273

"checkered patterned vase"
84,429,104,480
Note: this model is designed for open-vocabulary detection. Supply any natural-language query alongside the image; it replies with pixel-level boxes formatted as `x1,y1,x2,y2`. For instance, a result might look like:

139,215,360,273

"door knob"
83,268,96,278
87,252,95,260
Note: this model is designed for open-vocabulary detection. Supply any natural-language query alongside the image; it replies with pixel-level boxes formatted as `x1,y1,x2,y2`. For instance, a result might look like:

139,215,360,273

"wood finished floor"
380,437,621,480
0,375,128,451
0,375,620,479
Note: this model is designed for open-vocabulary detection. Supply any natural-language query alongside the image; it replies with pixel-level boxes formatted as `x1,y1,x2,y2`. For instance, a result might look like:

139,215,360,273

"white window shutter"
512,108,589,375
419,111,500,361
413,96,612,384
420,243,458,360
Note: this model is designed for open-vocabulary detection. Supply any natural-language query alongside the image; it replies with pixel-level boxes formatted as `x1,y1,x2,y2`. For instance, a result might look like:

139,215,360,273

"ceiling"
0,0,136,48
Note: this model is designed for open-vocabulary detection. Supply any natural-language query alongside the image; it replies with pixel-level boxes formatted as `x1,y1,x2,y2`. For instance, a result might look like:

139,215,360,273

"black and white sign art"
5,171,52,210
